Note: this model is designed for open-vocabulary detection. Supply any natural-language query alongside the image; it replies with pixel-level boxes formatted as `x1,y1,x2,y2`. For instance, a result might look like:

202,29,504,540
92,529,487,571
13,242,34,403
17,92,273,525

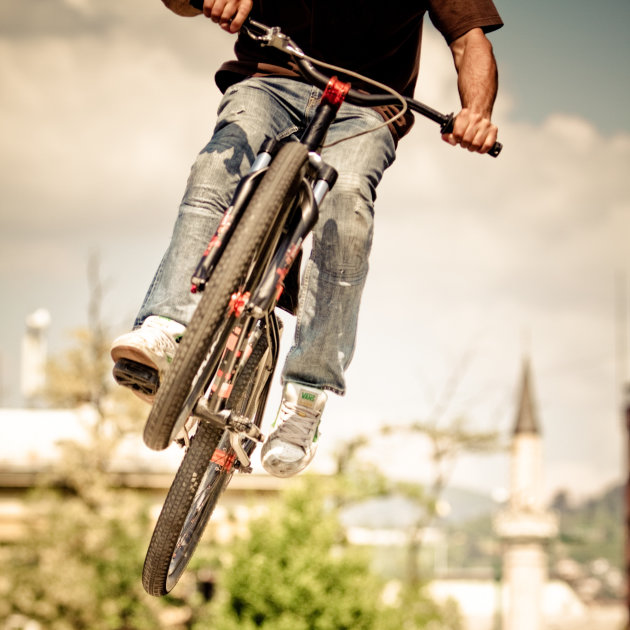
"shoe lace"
274,402,320,449
139,321,178,353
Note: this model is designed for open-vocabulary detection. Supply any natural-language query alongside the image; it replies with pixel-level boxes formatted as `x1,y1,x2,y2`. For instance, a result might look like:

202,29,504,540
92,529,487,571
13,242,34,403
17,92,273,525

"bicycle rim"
165,446,233,592
142,317,277,596
142,420,224,596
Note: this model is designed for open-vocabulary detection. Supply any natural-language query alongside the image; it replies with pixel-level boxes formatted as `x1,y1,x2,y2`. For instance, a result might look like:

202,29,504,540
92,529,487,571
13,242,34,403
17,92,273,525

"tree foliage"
0,489,164,630
204,478,461,630
0,258,170,628
552,483,624,568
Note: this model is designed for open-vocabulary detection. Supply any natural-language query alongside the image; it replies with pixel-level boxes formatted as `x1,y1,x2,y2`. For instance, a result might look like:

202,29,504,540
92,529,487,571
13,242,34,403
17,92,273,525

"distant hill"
337,480,624,594
339,486,496,530
339,480,624,534
551,482,623,518
551,482,624,570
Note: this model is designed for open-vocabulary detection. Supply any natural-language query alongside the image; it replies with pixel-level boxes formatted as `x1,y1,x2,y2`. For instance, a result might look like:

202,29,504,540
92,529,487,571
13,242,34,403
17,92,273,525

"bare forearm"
443,28,499,154
453,29,498,117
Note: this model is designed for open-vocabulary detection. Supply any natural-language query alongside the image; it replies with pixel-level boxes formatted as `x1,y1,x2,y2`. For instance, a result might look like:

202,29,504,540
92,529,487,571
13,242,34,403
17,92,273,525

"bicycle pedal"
113,358,160,396
227,415,264,441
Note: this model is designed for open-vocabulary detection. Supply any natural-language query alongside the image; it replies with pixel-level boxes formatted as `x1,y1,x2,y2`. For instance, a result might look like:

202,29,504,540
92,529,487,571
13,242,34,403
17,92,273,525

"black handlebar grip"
488,142,502,157
440,113,502,158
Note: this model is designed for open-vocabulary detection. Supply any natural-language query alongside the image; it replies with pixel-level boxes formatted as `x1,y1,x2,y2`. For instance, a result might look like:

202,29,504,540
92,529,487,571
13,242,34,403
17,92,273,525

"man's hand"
444,28,499,155
442,107,498,154
200,0,252,33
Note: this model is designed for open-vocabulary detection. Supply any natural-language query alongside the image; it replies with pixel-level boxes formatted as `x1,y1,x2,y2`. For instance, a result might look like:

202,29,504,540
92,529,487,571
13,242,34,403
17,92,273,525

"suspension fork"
192,74,348,293
247,154,338,317
239,75,347,313
191,138,281,293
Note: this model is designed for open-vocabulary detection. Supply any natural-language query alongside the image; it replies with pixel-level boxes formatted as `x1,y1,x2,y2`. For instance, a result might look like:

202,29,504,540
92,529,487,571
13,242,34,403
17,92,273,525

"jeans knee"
181,148,241,214
315,180,374,283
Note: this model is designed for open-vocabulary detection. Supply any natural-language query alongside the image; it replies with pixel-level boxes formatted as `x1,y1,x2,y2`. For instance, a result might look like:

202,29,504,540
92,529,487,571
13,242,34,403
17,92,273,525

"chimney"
21,308,51,407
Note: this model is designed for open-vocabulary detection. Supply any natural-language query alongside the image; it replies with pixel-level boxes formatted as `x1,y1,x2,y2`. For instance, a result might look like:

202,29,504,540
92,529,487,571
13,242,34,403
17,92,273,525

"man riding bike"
111,0,503,478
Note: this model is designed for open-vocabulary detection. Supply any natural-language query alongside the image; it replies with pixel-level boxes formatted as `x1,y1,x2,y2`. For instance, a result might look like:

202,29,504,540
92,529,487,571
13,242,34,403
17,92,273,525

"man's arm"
443,27,499,154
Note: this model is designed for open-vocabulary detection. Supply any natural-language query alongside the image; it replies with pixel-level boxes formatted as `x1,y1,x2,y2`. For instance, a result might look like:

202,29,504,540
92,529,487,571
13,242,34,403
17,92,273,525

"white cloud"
0,5,628,499
0,37,223,230
342,108,630,495
315,32,630,497
63,0,91,11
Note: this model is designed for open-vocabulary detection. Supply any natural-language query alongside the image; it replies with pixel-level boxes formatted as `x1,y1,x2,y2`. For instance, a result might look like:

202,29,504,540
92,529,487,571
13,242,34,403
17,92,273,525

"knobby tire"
143,142,308,451
142,324,274,596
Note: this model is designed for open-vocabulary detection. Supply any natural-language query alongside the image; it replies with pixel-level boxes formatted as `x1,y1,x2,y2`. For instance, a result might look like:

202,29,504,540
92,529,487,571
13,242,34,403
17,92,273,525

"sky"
1,0,629,504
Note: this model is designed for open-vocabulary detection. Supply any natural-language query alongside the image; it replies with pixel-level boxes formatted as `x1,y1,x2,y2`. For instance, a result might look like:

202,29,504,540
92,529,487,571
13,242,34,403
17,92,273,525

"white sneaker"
110,315,185,402
261,382,327,478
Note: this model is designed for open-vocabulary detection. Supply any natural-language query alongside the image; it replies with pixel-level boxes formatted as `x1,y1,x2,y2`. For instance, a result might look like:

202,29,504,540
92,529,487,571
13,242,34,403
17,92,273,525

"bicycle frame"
181,71,351,470
178,15,505,467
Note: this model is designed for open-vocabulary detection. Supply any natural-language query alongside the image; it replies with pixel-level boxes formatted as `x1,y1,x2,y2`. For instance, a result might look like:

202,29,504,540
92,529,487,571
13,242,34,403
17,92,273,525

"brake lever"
243,19,307,58
185,5,281,44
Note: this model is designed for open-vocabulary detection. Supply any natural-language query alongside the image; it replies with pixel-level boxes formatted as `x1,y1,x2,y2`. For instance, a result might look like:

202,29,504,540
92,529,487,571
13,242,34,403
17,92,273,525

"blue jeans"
136,77,396,394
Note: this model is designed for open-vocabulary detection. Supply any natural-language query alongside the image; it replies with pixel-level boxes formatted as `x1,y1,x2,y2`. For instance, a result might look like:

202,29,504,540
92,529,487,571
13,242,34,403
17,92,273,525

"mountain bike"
140,17,502,597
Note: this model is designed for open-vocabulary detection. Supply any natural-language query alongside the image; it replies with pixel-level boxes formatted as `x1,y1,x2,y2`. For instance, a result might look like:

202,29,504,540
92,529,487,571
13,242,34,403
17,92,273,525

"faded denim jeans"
136,76,396,394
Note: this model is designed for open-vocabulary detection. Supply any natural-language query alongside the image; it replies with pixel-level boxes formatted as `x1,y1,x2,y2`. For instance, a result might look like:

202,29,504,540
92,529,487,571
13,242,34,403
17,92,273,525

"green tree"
0,257,172,628
0,489,163,630
203,478,461,630
381,418,499,585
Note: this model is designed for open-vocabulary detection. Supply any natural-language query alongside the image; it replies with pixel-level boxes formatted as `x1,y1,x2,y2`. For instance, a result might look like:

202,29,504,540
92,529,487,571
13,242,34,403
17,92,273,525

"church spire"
495,354,557,630
513,357,540,436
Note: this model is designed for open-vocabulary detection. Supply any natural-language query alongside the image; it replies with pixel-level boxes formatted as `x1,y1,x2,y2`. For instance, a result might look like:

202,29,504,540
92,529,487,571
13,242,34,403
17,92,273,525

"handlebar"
187,7,502,157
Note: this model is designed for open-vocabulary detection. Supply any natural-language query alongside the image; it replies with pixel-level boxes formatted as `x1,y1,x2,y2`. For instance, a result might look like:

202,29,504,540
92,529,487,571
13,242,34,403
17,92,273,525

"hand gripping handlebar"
186,8,502,156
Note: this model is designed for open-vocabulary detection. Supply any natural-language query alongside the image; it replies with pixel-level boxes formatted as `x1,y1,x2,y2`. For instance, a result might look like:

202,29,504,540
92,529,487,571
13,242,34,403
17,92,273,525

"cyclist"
111,0,503,477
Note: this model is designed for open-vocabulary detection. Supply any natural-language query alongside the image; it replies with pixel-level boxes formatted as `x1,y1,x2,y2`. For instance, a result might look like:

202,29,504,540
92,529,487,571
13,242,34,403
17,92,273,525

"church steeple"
494,354,558,630
513,357,540,436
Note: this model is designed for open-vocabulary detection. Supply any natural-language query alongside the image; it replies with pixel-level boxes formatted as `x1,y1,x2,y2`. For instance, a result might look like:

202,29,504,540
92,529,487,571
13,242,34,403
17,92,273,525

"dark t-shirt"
213,1,502,141
216,0,503,95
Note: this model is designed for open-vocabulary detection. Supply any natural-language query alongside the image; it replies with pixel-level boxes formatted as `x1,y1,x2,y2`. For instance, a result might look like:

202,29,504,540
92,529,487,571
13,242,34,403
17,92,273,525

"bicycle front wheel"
142,420,225,597
142,323,275,596
143,141,308,451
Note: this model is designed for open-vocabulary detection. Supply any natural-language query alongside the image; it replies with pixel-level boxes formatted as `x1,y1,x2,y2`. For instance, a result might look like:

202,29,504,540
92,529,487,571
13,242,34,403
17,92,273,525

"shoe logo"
300,391,316,408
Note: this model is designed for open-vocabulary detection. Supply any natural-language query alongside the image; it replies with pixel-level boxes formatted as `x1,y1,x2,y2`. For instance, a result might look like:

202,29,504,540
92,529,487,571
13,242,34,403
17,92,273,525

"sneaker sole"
261,444,317,478
111,345,160,370
112,358,160,403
